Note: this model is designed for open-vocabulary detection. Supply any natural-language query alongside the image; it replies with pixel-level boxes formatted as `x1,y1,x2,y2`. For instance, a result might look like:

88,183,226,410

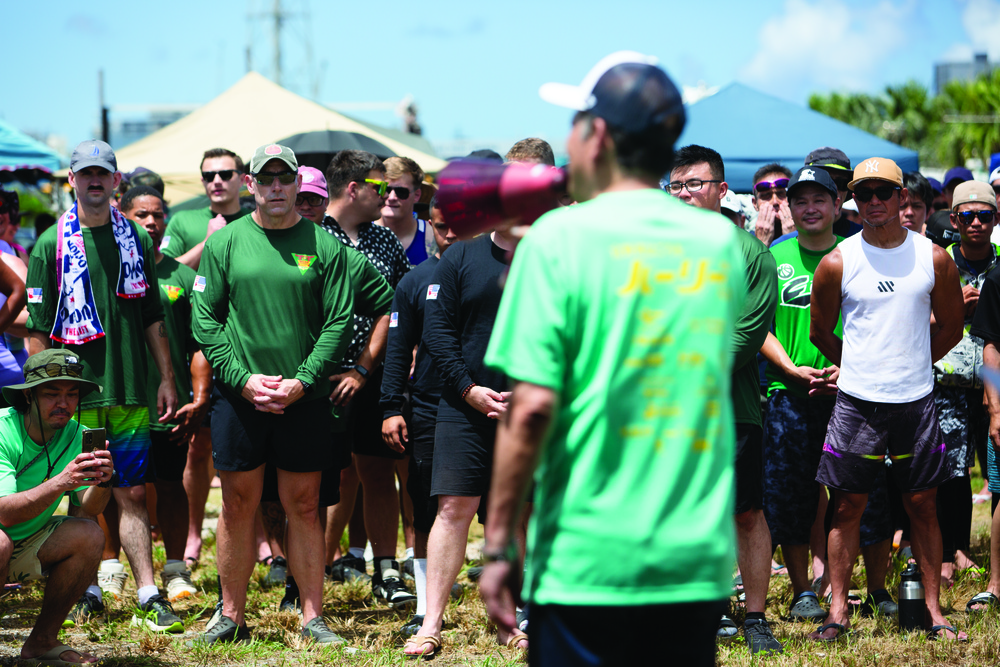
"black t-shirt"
422,234,509,426
832,214,862,238
380,256,442,422
971,268,1000,342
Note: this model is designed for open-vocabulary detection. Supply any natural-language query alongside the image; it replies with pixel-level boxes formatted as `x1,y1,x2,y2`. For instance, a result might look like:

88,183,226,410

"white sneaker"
98,561,128,600
161,561,198,602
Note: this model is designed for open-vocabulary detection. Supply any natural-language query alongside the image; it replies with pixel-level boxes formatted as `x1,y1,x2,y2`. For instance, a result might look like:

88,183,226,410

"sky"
4,0,1000,158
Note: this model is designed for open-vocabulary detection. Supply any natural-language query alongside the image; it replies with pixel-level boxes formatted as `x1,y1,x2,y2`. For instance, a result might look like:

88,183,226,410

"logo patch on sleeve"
193,276,207,292
389,312,399,328
426,284,440,300
159,235,171,251
292,253,317,275
27,288,43,303
161,284,185,303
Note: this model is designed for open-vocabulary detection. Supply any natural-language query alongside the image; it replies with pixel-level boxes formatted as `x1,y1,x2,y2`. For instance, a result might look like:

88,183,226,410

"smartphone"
82,428,106,454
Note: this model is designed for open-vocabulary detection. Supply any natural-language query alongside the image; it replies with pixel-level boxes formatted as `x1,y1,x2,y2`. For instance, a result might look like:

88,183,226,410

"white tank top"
838,230,935,403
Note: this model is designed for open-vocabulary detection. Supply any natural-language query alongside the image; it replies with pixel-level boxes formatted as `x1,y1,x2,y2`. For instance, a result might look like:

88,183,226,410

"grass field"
0,472,994,666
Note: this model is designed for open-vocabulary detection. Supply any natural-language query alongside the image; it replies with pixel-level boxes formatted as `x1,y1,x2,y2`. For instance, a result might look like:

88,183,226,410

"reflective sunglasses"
754,178,790,201
666,179,721,194
202,170,237,182
956,210,996,226
295,194,325,207
364,179,388,197
386,186,412,199
254,171,297,186
853,185,900,203
25,362,84,381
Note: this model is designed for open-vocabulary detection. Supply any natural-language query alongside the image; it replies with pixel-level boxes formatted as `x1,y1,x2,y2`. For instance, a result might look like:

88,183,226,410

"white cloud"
956,0,1000,61
739,0,915,97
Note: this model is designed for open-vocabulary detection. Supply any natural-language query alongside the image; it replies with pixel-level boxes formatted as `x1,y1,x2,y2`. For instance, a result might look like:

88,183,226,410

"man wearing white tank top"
809,157,966,641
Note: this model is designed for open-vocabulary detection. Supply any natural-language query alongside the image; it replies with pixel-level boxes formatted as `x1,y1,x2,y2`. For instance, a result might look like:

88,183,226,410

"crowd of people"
0,50,999,665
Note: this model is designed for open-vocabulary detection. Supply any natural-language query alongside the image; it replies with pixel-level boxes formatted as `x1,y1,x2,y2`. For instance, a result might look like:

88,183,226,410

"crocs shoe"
744,618,783,654
788,591,827,622
161,562,198,602
98,561,128,600
861,589,898,617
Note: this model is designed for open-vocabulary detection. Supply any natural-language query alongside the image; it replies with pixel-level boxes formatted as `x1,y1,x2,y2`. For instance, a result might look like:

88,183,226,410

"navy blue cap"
787,166,839,199
943,166,974,188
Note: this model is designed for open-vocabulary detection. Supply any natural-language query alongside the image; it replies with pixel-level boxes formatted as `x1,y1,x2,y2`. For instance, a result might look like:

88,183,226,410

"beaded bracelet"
461,382,477,399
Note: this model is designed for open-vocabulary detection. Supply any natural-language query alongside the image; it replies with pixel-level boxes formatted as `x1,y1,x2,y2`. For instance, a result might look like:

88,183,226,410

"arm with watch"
328,314,390,406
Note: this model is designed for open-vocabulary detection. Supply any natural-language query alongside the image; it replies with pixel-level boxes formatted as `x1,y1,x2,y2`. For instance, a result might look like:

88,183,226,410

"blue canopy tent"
678,83,919,193
0,119,63,172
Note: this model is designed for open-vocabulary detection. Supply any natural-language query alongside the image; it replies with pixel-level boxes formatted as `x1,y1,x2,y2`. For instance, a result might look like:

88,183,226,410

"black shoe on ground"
187,615,250,647
401,614,424,639
466,565,484,582
131,594,184,633
743,618,783,654
205,599,224,632
328,554,371,584
302,616,345,644
373,559,417,610
861,589,898,617
63,592,105,628
262,556,287,588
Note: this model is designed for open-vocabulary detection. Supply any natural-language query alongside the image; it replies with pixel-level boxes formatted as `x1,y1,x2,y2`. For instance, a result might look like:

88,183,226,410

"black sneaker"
205,599,224,633
301,616,345,644
262,556,287,589
402,557,414,577
401,614,424,639
280,578,301,614
187,615,250,646
373,559,417,610
743,618,783,654
131,594,184,633
466,565,484,582
63,592,105,628
328,554,370,584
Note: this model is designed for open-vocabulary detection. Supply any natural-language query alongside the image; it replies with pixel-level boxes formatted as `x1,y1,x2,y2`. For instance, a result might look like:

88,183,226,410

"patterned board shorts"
7,515,71,584
75,405,151,487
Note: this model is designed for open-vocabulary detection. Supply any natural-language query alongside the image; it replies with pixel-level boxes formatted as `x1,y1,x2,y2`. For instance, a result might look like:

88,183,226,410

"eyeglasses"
25,362,84,381
754,178,790,201
386,186,411,199
254,171,297,186
666,179,722,194
853,185,900,203
364,179,388,197
202,170,237,182
956,210,996,225
296,194,325,207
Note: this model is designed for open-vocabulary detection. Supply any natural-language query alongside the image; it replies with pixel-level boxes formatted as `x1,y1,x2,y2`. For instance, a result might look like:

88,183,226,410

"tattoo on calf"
158,322,167,338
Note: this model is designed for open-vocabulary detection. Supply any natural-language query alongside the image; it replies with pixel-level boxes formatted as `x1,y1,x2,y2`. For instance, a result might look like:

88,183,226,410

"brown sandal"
404,635,441,659
506,632,529,651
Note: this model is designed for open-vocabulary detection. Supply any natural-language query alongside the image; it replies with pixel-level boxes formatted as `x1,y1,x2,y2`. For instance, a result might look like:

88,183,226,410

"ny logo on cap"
865,160,879,173
801,169,816,181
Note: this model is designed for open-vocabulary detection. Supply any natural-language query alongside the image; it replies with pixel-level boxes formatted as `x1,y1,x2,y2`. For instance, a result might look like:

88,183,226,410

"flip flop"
404,635,440,659
20,644,99,666
505,633,528,651
927,624,968,642
810,623,850,642
967,591,1000,614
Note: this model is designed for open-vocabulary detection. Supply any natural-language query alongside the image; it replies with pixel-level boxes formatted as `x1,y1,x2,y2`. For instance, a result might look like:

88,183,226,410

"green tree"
938,68,1000,169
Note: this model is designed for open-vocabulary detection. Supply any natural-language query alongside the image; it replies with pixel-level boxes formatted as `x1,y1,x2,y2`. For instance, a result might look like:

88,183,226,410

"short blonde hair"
384,157,424,190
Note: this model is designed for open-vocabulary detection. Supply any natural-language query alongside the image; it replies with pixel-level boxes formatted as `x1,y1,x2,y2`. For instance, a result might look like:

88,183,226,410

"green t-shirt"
766,237,843,398
162,206,254,260
484,189,745,607
192,214,356,402
0,408,84,542
26,221,165,410
146,256,198,430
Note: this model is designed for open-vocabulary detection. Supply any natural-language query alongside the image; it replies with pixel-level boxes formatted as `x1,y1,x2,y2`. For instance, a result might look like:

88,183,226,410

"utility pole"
273,0,283,87
98,69,109,143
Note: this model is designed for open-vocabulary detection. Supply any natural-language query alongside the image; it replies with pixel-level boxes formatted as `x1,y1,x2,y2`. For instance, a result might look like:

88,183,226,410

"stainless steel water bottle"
898,563,925,631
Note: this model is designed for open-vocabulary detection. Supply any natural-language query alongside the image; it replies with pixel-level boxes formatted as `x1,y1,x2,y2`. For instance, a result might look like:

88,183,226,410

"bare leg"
811,487,828,581
184,427,212,563
970,499,1000,610
218,466,265,626
783,544,812,595
325,461,360,565
276,469,324,625
903,488,961,636
114,485,156,589
861,539,891,595
21,519,103,663
355,453,400,560
396,456,415,553
813,491,867,639
153,479,190,561
255,509,271,563
734,508,771,614
260,501,287,560
98,495,120,560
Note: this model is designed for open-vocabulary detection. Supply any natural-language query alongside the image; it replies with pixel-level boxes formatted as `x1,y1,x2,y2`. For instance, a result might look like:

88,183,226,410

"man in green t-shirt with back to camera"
0,349,113,666
477,52,746,666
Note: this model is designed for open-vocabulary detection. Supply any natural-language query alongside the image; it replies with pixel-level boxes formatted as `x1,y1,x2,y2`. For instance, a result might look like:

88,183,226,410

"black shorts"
201,385,224,429
407,416,437,534
817,391,954,494
345,367,404,461
260,462,341,507
210,389,336,473
150,428,188,482
734,423,764,515
431,419,496,498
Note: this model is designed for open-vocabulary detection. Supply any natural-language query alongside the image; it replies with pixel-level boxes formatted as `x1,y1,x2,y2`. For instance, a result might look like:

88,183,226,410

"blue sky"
4,0,999,157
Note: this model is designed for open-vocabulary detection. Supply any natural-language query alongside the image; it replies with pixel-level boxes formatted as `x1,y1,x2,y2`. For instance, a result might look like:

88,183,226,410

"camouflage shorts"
7,515,71,584
933,384,988,476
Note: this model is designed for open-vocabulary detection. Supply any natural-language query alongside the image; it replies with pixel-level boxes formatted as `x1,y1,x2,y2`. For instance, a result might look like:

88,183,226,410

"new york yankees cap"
848,157,903,190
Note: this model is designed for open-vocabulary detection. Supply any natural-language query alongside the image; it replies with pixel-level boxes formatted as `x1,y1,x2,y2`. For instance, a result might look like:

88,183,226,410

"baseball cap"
943,166,974,188
805,147,851,172
720,190,742,214
250,144,298,174
787,166,839,199
298,166,328,198
70,139,117,173
848,157,903,190
126,167,165,196
927,177,943,194
989,166,1000,184
951,180,997,211
539,51,685,135
1,349,102,410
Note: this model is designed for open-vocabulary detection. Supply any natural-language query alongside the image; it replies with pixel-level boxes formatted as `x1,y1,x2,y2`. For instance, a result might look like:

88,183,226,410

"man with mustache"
25,139,180,632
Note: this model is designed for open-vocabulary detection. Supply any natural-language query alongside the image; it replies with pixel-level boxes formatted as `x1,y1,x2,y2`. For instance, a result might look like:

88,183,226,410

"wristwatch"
299,379,313,394
482,540,519,564
98,469,118,489
353,365,369,379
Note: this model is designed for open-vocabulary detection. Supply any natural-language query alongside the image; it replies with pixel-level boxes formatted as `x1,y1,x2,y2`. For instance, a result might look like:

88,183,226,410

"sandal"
505,632,528,651
404,635,441,659
927,624,968,642
810,623,850,642
967,591,1000,614
20,643,99,666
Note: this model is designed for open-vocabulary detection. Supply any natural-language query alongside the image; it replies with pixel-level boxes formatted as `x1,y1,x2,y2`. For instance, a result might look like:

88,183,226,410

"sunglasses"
202,170,237,182
754,178,790,201
26,362,84,381
666,179,721,194
296,194,325,207
956,210,996,225
853,185,900,203
254,171,297,186
364,179,388,197
386,186,412,199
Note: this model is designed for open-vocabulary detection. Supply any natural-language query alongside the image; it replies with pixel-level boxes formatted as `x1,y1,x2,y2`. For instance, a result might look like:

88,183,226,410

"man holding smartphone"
0,349,114,665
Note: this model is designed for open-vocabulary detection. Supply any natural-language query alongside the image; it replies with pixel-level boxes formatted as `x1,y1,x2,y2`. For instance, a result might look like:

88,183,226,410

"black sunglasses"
853,186,900,203
295,194,325,207
386,186,411,199
254,171,297,186
202,170,237,182
956,210,996,225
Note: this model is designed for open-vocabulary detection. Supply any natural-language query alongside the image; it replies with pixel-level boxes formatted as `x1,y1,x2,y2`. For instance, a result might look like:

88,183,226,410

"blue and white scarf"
51,201,148,344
